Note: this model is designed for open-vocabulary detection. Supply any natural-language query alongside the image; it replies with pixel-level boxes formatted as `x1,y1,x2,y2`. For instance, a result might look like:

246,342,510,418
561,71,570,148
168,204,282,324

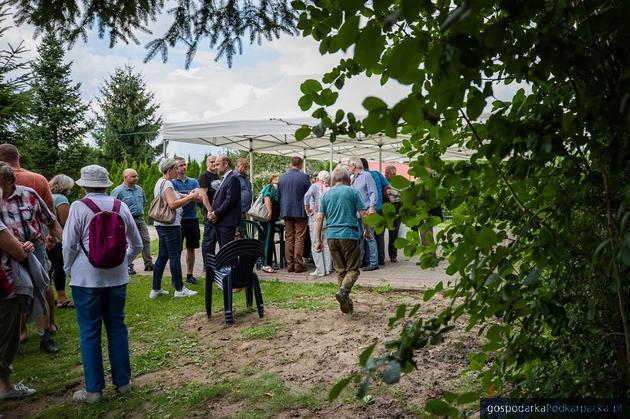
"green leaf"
362,96,388,112
312,122,326,137
359,342,376,367
295,126,311,141
329,377,351,400
354,22,385,68
476,227,498,249
336,14,360,51
290,0,306,10
389,175,410,189
298,95,313,111
466,87,486,120
457,391,478,406
425,399,451,415
387,38,421,83
402,98,423,125
423,288,437,302
300,79,322,94
395,304,407,320
382,202,396,216
382,360,401,384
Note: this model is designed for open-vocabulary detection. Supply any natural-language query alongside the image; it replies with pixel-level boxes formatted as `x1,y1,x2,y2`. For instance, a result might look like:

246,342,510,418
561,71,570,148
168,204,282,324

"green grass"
239,323,278,340
374,281,394,294
5,276,339,417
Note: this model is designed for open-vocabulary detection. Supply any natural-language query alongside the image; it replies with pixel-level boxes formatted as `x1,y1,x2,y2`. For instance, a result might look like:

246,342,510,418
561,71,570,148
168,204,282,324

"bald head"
123,168,138,187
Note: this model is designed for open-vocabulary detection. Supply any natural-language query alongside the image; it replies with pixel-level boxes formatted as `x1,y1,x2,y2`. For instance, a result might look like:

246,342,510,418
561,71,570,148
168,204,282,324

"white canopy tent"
162,75,473,178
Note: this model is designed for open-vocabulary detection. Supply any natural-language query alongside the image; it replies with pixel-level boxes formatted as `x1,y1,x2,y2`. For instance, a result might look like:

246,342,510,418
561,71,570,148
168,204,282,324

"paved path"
132,225,451,291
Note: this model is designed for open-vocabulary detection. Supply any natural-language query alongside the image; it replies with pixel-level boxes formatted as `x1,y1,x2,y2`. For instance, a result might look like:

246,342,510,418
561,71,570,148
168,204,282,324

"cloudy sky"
2,8,354,159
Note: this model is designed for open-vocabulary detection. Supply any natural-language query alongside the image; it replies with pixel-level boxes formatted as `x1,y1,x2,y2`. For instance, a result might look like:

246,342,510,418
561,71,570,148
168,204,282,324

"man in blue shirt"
314,166,370,314
111,168,153,275
347,157,379,271
172,157,201,285
361,158,389,266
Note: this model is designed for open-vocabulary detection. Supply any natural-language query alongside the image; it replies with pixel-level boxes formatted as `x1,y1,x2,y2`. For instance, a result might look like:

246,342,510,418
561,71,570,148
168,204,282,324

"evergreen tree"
0,6,30,144
94,65,162,163
19,31,93,179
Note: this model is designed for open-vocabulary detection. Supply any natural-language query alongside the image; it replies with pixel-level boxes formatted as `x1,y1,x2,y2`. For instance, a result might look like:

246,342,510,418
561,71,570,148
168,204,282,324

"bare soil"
144,290,480,418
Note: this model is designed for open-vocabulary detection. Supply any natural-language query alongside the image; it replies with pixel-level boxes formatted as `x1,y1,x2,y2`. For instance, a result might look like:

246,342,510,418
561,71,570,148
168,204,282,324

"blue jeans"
72,285,130,393
153,225,183,292
358,222,378,267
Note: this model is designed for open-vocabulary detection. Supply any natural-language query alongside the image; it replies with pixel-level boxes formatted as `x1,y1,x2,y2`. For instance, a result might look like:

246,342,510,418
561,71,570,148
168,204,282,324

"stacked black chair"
239,219,263,239
205,238,264,324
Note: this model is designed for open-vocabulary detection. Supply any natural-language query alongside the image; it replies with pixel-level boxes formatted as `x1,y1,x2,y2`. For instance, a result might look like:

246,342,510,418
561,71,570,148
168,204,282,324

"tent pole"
303,151,307,173
163,138,167,158
249,138,254,196
378,144,383,172
329,141,333,176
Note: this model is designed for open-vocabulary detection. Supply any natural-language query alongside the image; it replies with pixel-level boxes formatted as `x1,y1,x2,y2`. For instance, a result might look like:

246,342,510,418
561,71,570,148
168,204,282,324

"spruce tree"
94,65,162,163
19,31,93,179
0,7,30,144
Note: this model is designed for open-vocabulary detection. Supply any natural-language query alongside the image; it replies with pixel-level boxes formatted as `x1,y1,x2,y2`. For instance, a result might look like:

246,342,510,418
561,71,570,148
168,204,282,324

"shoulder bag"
149,179,176,224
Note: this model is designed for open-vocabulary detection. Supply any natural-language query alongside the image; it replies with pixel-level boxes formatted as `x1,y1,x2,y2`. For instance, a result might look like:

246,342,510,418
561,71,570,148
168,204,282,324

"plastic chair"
205,239,264,324
239,219,263,240
274,221,285,269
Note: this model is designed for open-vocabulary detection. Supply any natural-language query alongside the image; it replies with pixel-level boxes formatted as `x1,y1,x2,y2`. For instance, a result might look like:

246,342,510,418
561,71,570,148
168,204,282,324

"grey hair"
49,174,75,194
159,158,177,174
317,170,330,183
347,157,363,169
0,161,15,183
331,166,351,185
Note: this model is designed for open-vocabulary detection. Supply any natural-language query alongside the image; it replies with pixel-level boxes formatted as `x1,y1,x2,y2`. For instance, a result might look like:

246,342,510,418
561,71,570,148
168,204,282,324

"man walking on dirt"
314,166,370,314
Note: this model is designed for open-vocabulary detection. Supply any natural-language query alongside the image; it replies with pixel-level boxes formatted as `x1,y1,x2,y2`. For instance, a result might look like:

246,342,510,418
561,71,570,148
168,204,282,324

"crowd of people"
0,143,407,403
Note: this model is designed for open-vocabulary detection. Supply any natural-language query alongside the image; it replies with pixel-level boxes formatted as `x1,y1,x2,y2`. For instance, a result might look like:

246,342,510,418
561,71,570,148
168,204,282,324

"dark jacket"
278,168,310,218
212,171,242,227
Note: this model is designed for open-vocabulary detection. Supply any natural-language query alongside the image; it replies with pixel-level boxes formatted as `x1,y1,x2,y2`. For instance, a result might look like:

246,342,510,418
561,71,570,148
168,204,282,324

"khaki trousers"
284,217,308,271
328,239,361,291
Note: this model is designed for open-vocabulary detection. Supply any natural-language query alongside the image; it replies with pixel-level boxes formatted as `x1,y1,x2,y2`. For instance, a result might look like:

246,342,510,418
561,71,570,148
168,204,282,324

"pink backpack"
80,198,127,269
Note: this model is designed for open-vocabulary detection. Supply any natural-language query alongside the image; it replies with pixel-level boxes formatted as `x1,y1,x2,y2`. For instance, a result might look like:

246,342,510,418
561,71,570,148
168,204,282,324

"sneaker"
72,389,103,403
309,270,321,277
362,265,379,271
40,337,59,354
174,287,198,298
186,276,199,285
128,266,137,275
335,288,352,314
116,381,132,394
149,289,169,299
0,382,36,400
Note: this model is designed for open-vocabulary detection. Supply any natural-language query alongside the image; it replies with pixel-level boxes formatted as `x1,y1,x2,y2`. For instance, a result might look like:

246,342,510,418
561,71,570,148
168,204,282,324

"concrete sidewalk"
133,225,452,291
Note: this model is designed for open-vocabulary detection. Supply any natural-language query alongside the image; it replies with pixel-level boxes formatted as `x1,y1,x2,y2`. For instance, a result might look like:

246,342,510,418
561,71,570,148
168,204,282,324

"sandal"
261,266,277,273
56,300,74,309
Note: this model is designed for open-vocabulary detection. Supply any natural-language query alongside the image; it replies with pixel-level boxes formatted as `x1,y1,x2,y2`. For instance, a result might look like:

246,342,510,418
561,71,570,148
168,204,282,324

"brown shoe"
287,266,294,273
294,266,307,273
335,288,351,314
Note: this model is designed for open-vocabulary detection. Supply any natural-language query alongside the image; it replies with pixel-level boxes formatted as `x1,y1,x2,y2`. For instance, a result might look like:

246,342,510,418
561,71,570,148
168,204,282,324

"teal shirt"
111,183,146,217
319,185,366,240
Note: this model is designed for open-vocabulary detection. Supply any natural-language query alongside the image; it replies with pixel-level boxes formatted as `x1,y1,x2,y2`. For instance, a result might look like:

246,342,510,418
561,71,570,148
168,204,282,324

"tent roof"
162,75,473,162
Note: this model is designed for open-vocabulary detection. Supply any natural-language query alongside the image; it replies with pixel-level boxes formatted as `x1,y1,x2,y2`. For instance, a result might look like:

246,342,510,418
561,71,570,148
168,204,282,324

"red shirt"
13,167,54,210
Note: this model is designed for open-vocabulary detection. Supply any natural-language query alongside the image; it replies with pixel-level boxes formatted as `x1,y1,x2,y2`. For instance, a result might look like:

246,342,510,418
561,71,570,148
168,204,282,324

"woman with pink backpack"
62,165,142,403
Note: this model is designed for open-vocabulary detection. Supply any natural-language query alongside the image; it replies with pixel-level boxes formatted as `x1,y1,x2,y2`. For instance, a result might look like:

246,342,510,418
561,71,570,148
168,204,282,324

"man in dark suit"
278,156,311,273
209,156,241,248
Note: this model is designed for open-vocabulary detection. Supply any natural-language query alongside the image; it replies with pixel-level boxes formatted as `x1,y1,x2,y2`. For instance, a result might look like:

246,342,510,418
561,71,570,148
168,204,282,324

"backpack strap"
112,199,121,213
80,197,101,214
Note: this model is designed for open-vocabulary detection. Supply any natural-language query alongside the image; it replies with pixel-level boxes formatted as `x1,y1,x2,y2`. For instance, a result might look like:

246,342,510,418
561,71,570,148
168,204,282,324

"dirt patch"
146,290,481,417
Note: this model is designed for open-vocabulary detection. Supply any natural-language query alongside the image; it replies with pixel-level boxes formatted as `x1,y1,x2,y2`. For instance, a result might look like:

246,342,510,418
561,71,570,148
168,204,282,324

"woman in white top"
304,170,333,276
151,158,199,299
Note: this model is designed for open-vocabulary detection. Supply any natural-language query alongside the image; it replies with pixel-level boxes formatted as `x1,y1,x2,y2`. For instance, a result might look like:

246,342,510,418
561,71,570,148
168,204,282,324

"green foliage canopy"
293,0,630,405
